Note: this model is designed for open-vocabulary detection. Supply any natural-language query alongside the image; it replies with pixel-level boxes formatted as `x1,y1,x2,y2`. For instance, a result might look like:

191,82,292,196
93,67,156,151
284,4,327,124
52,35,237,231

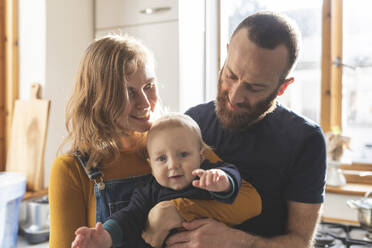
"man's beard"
216,78,279,131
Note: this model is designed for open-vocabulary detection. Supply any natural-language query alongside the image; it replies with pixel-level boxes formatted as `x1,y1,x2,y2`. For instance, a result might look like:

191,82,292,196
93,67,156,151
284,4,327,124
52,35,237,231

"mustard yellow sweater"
49,150,261,248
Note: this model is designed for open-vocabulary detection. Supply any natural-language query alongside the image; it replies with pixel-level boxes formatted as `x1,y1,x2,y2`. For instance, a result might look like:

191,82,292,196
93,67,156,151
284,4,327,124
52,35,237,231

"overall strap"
73,151,111,224
73,151,105,190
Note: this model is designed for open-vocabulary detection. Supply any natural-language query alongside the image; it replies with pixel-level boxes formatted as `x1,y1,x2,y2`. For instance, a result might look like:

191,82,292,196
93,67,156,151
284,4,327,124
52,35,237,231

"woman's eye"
128,89,135,97
180,152,189,158
157,155,166,162
144,83,154,90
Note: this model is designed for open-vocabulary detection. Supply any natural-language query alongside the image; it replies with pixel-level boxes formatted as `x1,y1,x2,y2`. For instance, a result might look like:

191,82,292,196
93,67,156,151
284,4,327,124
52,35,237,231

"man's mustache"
217,90,251,111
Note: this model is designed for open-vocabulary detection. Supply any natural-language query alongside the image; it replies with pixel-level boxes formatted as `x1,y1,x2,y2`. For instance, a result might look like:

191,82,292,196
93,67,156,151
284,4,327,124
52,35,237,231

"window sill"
325,183,372,196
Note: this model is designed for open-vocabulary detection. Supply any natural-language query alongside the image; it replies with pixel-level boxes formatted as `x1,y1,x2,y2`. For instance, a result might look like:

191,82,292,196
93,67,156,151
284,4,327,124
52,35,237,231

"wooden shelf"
23,188,48,201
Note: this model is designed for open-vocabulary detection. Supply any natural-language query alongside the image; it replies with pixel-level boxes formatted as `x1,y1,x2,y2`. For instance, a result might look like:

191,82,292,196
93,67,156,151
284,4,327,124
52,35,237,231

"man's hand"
192,168,231,192
165,218,247,248
165,202,321,248
143,201,184,247
71,222,112,248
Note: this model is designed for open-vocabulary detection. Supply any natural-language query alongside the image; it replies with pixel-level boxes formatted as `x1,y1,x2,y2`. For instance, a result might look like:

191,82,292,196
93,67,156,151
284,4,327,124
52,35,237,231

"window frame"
0,0,5,171
217,0,372,184
321,0,372,183
0,0,19,172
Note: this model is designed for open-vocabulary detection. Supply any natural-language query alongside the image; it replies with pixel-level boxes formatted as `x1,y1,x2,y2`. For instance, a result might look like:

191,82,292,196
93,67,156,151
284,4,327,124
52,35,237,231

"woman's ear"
200,147,207,162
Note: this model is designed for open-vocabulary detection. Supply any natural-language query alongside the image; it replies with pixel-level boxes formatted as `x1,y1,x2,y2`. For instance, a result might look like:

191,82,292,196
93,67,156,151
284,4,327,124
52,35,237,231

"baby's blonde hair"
147,113,210,153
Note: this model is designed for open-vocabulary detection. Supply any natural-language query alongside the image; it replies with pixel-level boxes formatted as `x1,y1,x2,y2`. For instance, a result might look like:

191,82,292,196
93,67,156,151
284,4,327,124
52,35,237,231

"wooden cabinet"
95,0,178,29
95,0,180,111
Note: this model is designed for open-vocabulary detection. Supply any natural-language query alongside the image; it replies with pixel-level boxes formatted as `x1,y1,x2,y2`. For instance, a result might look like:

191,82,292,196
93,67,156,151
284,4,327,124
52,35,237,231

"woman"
49,35,159,247
49,35,261,248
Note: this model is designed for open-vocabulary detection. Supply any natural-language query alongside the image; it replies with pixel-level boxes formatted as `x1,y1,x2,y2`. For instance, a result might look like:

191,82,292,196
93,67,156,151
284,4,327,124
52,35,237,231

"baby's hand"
71,222,112,248
192,168,231,193
142,201,183,248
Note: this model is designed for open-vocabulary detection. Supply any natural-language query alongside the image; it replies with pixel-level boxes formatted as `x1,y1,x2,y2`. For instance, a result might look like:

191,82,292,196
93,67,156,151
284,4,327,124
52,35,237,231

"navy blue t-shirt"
185,101,326,236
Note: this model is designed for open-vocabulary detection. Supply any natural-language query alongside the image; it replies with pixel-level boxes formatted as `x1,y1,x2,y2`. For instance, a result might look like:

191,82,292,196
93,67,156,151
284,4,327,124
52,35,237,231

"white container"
0,172,26,248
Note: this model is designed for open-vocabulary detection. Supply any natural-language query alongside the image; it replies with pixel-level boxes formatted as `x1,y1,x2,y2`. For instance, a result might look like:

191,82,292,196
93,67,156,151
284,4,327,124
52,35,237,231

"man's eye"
248,86,265,93
249,88,263,93
180,152,189,158
225,72,237,80
157,155,166,162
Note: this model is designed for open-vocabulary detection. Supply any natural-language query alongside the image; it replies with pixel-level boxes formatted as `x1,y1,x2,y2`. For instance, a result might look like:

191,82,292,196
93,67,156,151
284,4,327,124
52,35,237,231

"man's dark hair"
231,11,300,80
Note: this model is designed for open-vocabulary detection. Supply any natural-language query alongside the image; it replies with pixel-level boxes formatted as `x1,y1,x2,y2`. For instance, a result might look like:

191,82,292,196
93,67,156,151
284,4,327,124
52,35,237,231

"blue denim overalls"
74,152,152,247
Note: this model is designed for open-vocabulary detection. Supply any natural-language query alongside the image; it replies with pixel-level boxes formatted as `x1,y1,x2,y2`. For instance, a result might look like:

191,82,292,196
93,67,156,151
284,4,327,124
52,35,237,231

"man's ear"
277,77,294,96
146,158,151,166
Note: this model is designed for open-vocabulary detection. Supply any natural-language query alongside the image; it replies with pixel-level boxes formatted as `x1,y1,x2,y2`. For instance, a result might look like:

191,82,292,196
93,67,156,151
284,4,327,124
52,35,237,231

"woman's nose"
135,91,151,109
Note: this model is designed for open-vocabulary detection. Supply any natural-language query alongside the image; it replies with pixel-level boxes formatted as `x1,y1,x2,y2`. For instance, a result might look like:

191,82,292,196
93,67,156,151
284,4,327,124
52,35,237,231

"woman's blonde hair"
147,113,210,155
60,34,154,169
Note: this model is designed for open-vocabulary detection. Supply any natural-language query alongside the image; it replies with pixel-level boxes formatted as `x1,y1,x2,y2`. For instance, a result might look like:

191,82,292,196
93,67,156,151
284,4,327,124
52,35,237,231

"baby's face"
147,126,203,190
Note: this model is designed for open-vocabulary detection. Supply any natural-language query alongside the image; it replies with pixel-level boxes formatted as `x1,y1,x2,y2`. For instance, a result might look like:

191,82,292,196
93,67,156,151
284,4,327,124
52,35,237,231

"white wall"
204,0,219,103
178,0,205,112
18,0,46,99
178,0,219,112
43,0,94,186
19,0,94,187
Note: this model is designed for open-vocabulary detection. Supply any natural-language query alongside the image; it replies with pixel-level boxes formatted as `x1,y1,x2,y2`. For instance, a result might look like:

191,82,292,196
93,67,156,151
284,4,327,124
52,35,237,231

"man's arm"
165,201,322,248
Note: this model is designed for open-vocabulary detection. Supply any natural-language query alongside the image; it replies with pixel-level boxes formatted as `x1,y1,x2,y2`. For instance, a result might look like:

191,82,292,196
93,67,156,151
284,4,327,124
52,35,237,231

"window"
219,0,372,183
342,0,372,163
220,0,323,123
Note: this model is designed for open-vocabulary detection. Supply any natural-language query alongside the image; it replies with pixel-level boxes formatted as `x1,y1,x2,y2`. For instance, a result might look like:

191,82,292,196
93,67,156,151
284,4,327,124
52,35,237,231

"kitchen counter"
323,183,370,223
17,235,48,248
326,183,372,196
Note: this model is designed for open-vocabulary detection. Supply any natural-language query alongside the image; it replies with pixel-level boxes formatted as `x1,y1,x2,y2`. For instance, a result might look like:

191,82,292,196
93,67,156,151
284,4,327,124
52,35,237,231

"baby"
72,113,261,248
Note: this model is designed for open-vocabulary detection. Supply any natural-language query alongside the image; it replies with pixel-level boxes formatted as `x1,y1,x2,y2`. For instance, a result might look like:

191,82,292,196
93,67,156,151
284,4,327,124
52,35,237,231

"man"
165,11,326,248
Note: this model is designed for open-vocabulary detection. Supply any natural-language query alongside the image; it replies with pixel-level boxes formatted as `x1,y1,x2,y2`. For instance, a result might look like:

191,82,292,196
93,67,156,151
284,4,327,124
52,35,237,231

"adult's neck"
246,99,278,127
120,132,146,152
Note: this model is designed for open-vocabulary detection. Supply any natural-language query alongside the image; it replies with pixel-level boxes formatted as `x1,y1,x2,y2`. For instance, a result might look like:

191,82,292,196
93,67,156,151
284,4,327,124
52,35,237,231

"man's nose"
229,81,246,105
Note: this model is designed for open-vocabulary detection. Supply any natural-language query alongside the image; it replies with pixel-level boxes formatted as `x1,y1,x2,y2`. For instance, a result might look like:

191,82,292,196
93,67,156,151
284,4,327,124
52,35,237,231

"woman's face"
125,63,158,133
